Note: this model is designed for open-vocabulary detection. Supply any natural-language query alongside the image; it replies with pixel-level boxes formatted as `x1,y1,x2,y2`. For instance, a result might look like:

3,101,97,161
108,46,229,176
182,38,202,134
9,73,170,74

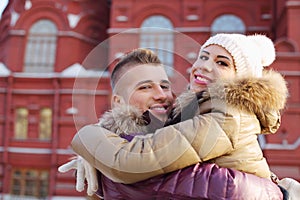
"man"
61,48,283,199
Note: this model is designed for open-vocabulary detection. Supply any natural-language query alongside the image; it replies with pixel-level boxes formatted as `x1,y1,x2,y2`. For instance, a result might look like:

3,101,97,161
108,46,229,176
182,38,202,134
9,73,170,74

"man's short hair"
111,48,162,89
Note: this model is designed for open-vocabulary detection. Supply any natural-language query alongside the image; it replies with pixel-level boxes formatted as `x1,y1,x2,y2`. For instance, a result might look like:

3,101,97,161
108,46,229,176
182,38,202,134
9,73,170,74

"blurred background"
0,0,299,199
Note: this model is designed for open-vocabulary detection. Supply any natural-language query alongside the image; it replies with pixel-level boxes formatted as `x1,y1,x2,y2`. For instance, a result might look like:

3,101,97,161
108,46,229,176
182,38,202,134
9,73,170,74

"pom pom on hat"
247,34,276,66
201,33,276,77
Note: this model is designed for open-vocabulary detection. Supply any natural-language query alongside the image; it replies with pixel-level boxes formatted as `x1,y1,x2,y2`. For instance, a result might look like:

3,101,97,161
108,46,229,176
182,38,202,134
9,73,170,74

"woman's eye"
217,61,229,67
199,55,208,60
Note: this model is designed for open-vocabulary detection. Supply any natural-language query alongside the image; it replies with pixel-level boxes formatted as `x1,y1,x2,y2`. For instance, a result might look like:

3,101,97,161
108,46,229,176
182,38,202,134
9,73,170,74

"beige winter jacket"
71,70,288,184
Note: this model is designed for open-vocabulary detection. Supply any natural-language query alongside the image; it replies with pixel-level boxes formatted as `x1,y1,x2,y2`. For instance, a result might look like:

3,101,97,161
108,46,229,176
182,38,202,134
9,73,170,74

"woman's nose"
202,64,213,72
192,60,213,72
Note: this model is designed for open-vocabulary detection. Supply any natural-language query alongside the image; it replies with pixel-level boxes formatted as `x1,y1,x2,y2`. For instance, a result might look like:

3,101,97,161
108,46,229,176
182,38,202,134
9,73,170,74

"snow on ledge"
0,62,11,76
61,63,109,78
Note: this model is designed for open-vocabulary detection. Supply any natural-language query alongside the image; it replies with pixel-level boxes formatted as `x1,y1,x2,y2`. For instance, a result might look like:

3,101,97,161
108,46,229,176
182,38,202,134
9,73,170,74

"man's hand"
58,156,98,196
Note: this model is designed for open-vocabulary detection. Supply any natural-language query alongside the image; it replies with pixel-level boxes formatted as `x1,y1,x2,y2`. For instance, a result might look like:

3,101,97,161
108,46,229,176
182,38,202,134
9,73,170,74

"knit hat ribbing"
200,33,276,77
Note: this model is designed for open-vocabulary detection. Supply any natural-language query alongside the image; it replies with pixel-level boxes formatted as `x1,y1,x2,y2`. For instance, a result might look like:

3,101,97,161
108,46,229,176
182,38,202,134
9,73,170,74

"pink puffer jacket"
96,163,283,200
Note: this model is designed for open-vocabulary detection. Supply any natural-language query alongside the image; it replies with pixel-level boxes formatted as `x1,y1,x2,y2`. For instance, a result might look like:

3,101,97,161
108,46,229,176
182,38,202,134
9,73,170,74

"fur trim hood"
208,70,288,113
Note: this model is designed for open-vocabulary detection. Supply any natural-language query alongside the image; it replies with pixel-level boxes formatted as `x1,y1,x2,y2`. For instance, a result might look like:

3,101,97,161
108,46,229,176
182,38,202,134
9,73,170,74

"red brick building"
0,0,110,199
0,0,299,199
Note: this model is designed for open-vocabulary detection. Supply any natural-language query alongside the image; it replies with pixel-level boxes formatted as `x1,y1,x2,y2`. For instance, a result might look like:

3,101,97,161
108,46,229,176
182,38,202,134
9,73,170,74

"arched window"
24,19,57,73
140,15,174,75
211,14,245,35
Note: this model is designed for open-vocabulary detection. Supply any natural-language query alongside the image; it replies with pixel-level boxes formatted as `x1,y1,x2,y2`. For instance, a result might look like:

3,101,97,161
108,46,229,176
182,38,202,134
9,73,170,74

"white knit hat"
200,33,276,77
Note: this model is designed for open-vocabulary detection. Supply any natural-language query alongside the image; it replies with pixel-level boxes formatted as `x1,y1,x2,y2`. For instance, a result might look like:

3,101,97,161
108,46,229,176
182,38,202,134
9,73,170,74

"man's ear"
172,91,177,99
112,94,125,107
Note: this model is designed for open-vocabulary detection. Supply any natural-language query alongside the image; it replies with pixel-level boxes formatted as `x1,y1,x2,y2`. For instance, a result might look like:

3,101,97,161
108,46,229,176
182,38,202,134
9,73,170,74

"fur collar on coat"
97,105,148,135
97,70,288,136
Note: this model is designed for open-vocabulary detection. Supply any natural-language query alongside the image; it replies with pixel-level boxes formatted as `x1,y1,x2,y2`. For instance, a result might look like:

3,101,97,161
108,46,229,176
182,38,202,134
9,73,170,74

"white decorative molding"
0,146,75,155
108,27,211,33
116,15,128,22
67,14,81,29
286,1,300,6
247,26,269,31
279,70,300,76
57,31,99,44
7,147,52,154
9,29,26,35
10,11,19,26
65,107,78,115
261,13,272,20
259,135,300,150
187,52,197,59
175,27,210,33
25,0,32,10
186,14,199,21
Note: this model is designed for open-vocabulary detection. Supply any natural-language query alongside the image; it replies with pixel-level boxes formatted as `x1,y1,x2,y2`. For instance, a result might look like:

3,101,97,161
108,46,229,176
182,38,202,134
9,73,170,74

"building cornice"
0,88,109,95
8,30,100,44
107,26,270,34
286,1,300,7
0,146,75,155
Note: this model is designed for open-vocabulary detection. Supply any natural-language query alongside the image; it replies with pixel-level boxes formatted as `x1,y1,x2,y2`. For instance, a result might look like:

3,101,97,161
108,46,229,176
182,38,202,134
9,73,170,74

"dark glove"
165,91,208,126
142,110,165,133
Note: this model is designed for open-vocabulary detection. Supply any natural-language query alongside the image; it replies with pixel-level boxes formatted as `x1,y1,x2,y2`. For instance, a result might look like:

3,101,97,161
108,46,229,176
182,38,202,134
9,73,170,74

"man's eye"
138,85,151,90
161,84,170,89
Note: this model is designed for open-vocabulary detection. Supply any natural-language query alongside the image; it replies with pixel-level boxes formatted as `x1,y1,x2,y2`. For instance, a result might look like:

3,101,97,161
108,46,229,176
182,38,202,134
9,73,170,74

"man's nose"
153,86,167,100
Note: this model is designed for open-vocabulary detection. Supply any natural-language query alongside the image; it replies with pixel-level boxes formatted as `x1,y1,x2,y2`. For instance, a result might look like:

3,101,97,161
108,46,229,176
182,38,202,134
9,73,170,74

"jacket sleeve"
71,123,202,184
71,112,237,184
